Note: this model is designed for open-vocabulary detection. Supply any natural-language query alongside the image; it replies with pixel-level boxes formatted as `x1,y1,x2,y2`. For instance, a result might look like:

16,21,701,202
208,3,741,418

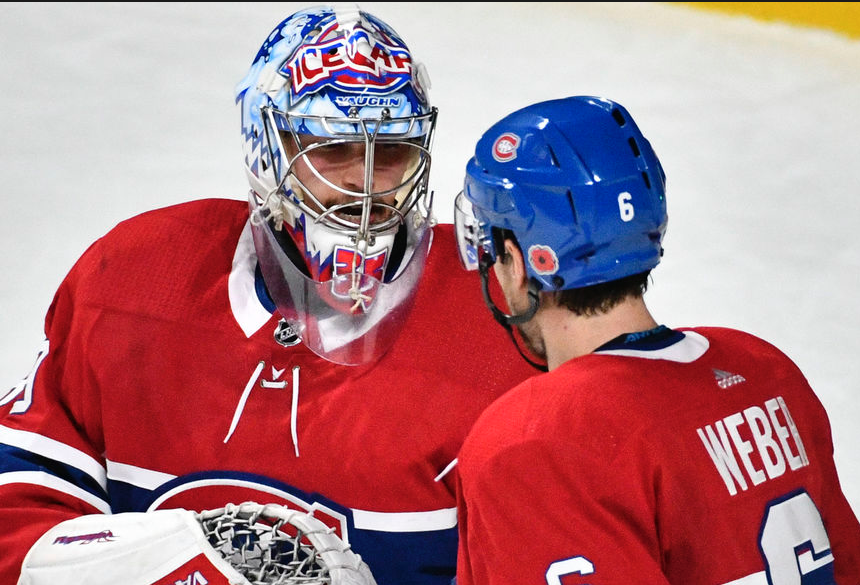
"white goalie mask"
235,4,438,365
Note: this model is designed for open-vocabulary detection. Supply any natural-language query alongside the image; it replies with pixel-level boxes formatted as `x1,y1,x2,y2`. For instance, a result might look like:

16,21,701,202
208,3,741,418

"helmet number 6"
618,192,635,222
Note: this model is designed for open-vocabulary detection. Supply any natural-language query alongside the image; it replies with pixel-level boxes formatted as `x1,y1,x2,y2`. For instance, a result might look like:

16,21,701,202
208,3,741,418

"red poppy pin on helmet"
527,245,560,275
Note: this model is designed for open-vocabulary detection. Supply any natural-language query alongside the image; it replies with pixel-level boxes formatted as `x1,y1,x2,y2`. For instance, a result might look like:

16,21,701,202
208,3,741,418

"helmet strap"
268,216,312,278
478,257,548,372
382,222,408,282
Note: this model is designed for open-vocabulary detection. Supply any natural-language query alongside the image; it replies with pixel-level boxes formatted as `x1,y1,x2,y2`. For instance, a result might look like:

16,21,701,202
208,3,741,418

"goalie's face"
285,133,420,229
265,118,432,285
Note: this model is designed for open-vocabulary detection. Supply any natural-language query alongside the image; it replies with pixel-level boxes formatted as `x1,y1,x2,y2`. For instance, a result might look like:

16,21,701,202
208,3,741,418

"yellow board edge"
672,2,860,39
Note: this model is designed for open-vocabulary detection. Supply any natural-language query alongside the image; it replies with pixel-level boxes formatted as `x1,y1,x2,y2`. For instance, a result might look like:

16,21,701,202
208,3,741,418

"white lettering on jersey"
697,396,809,495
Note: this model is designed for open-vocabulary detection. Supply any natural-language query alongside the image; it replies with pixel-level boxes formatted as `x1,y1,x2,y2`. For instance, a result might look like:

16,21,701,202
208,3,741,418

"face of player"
286,134,421,227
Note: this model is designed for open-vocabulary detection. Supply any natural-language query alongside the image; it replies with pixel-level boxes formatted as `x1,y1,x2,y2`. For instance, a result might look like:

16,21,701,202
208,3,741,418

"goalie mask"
235,4,437,365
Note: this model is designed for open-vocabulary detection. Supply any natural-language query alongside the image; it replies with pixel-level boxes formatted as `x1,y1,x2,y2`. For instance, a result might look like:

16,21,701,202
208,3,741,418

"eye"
305,142,351,166
306,142,344,156
374,142,417,167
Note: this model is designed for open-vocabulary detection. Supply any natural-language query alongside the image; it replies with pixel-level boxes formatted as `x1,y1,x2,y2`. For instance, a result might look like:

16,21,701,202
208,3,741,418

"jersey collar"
228,220,277,337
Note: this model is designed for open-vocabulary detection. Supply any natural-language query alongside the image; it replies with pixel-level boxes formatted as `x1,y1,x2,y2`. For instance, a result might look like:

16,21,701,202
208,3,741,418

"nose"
340,145,399,205
340,144,371,194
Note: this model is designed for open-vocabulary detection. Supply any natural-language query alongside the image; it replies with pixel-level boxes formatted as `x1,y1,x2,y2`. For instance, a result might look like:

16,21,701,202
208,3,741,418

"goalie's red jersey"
0,198,537,585
456,327,860,585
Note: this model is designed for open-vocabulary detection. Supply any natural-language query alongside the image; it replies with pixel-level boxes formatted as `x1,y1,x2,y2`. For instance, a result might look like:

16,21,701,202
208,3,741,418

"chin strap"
478,257,548,372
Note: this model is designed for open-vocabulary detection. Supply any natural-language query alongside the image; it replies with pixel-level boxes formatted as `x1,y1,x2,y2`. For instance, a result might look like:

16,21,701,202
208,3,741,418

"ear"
503,239,529,291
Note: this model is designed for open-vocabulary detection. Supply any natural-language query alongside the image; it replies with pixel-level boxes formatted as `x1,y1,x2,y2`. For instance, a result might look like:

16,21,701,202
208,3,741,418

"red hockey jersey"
0,198,537,585
456,326,860,584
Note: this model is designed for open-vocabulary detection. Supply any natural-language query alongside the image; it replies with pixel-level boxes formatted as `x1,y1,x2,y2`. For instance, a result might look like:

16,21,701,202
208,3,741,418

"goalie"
0,4,536,584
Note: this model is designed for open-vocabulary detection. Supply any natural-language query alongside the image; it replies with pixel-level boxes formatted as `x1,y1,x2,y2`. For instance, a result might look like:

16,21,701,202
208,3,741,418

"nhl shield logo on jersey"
491,132,520,163
274,319,300,347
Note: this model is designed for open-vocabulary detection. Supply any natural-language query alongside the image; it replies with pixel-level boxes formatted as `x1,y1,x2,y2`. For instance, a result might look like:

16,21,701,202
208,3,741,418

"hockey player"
453,96,860,584
0,5,536,584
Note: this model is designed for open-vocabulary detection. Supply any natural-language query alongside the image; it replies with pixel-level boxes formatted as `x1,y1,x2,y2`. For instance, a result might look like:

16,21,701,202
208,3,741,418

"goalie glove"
17,502,377,585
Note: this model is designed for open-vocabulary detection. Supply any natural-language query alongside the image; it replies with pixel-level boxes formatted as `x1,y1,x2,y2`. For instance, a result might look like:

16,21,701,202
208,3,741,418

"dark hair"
494,228,650,316
552,272,650,316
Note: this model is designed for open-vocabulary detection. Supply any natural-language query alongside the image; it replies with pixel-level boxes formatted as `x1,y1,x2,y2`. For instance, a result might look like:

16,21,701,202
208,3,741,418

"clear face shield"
454,190,493,272
249,106,437,365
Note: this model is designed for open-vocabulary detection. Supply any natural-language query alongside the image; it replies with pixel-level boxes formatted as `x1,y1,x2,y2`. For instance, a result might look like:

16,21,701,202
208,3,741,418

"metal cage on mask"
249,105,437,366
262,105,436,251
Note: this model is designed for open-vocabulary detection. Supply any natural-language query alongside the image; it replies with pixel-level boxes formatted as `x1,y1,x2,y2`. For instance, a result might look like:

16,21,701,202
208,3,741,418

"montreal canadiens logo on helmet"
492,133,520,163
283,22,413,99
528,245,559,276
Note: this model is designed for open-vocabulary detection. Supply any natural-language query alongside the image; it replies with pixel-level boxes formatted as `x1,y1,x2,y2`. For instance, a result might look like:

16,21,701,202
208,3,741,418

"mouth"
327,201,396,226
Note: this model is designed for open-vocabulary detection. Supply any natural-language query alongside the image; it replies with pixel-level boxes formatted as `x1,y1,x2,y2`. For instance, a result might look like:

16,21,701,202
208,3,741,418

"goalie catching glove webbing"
17,502,377,585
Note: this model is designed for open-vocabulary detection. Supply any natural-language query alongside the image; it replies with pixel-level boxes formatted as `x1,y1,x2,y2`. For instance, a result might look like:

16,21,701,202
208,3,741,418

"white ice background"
2,3,859,515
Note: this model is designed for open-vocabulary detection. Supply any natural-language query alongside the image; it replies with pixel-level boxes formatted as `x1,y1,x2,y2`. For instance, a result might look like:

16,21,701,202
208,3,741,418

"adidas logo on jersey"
713,368,746,389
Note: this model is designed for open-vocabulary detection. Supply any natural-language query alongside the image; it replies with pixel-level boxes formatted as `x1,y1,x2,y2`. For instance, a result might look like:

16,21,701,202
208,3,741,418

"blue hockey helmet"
455,96,667,291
